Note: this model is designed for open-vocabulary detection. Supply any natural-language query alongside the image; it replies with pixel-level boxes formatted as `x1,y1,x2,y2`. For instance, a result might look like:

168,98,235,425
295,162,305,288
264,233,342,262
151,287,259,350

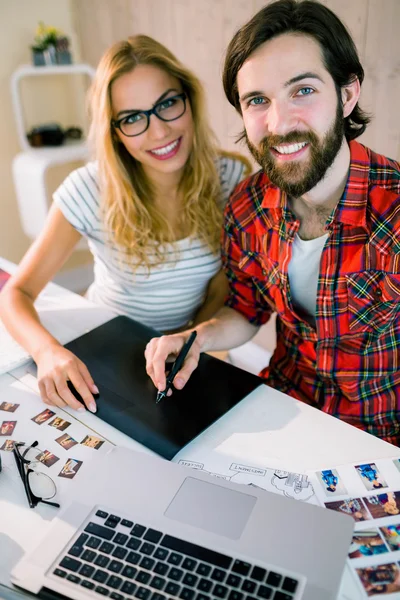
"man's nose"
265,100,296,137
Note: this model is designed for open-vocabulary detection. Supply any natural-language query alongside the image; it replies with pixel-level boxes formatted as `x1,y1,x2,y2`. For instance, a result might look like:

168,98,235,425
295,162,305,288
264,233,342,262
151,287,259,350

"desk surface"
0,257,398,600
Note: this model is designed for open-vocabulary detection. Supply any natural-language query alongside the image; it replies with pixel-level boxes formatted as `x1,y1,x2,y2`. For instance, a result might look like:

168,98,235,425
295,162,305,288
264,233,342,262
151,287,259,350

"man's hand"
145,330,202,393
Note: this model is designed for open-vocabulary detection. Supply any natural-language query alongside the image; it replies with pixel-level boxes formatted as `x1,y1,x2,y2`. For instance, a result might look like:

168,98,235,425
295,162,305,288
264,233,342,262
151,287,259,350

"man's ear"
341,77,361,118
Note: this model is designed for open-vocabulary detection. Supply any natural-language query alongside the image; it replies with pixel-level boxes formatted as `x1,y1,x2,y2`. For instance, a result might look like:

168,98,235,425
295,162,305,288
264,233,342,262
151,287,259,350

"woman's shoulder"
216,150,253,202
63,161,99,191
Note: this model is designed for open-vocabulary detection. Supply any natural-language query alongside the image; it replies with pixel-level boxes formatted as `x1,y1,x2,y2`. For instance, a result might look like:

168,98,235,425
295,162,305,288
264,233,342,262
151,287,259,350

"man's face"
237,33,345,197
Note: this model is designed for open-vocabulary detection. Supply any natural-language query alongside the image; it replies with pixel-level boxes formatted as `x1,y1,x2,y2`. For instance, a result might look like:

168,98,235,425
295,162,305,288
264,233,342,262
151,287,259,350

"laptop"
11,447,354,600
28,315,263,460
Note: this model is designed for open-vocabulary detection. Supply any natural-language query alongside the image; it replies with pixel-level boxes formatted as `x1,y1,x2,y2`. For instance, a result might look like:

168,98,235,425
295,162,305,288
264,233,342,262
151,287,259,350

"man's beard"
245,103,344,197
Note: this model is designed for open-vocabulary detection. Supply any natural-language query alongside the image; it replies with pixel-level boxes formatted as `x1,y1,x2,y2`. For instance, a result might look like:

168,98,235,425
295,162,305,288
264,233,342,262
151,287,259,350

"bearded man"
145,0,400,445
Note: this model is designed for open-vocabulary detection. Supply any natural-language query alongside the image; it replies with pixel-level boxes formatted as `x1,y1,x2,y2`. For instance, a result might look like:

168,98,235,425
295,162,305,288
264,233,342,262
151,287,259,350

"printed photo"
31,408,55,425
356,563,400,596
55,433,78,450
364,492,400,519
348,529,388,559
80,435,104,450
0,439,15,452
380,525,400,551
0,268,10,291
0,402,19,413
325,497,371,522
58,458,83,479
37,450,60,468
317,469,347,496
48,417,71,431
0,421,17,436
355,462,388,491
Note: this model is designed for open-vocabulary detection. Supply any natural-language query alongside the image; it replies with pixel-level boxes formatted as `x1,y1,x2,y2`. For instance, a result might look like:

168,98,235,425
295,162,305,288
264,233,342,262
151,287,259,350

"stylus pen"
156,330,197,404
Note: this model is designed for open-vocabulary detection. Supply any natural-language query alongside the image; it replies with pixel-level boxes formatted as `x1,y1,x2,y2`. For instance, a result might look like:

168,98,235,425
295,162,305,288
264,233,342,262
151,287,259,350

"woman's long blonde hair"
88,35,222,270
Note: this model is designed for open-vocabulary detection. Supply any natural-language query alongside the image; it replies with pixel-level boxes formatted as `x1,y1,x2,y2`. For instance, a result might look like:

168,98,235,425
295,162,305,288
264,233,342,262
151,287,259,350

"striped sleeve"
53,162,100,236
217,155,247,207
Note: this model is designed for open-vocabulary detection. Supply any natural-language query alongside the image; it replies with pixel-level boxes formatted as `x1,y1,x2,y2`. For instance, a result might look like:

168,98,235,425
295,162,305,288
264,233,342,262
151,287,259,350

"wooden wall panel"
72,0,400,161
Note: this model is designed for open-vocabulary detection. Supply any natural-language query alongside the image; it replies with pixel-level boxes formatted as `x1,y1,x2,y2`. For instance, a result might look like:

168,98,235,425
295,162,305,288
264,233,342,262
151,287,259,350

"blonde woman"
0,36,249,413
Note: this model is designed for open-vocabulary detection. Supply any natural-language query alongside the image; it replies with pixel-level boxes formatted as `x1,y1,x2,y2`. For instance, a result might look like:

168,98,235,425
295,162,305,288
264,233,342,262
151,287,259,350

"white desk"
0,258,398,600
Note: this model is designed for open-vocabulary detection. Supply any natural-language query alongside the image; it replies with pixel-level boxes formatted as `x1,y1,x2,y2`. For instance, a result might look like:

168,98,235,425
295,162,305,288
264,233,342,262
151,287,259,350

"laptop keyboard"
51,508,302,600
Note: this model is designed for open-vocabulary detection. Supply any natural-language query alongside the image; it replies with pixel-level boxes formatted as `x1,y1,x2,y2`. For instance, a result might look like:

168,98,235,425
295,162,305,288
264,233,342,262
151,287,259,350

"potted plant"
30,22,72,66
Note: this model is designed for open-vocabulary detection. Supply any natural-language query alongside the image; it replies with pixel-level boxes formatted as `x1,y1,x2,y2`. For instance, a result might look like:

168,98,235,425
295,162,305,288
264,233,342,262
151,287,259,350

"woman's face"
111,64,194,183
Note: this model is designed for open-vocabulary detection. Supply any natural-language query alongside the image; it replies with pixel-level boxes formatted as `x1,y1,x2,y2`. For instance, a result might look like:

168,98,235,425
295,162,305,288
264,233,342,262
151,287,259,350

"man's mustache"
259,131,318,150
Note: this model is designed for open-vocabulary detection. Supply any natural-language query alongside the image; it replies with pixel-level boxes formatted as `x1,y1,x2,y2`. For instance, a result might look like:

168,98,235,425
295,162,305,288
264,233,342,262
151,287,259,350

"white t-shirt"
288,233,328,325
53,156,245,332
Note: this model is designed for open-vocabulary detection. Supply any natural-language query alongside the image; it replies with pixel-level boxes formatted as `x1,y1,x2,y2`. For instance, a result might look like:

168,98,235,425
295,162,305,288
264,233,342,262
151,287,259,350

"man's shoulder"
359,142,400,191
228,169,270,208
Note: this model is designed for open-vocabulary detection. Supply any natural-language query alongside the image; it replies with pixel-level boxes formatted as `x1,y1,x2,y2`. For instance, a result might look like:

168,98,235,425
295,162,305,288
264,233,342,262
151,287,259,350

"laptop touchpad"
165,477,257,539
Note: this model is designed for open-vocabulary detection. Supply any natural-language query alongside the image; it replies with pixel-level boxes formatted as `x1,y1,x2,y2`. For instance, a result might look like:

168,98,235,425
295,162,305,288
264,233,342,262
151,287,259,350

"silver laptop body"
12,447,353,600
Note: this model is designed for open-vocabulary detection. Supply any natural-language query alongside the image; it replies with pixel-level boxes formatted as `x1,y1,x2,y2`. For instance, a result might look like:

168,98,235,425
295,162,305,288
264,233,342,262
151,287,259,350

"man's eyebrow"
116,88,179,118
284,72,324,87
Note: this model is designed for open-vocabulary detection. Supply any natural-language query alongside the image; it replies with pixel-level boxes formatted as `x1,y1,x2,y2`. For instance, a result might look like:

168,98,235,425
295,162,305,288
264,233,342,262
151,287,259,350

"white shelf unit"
10,63,95,243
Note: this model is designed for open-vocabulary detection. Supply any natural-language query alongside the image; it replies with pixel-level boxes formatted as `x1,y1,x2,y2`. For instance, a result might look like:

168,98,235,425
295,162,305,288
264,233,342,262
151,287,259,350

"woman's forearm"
0,287,60,361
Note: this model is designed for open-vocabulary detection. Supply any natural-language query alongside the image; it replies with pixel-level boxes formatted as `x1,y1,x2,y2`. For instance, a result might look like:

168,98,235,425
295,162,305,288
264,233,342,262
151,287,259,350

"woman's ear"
341,77,361,118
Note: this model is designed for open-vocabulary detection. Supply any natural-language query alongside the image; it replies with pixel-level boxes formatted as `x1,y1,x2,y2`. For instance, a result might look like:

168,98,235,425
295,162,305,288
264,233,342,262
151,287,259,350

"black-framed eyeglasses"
13,441,60,509
111,92,187,137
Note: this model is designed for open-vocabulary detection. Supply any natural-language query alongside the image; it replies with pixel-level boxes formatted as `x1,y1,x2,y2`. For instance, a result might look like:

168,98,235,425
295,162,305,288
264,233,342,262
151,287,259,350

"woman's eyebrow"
116,88,180,118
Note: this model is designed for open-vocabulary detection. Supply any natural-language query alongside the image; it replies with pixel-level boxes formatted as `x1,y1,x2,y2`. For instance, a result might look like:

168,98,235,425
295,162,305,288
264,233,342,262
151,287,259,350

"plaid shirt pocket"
346,271,400,334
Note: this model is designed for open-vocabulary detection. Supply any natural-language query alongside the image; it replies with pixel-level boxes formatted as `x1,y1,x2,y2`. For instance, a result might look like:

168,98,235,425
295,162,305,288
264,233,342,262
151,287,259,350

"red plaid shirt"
222,141,400,445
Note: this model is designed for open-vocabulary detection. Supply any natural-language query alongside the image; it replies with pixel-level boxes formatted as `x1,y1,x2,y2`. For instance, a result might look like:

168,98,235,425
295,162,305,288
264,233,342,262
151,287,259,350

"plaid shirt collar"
260,140,370,231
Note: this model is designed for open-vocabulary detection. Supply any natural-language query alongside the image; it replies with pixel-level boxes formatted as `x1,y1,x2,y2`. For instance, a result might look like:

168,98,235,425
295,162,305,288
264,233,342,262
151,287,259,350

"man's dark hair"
223,0,371,141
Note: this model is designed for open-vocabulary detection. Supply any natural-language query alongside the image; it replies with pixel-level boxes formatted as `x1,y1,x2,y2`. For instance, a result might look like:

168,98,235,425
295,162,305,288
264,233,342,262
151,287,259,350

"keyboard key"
250,566,266,582
165,582,180,596
76,533,89,547
94,555,110,568
127,551,141,565
85,523,115,541
135,586,151,600
54,569,67,578
182,558,197,571
213,584,228,598
179,588,195,600
196,595,209,600
99,542,114,554
95,585,109,596
140,542,155,556
81,580,95,590
96,510,108,519
282,577,298,594
266,572,282,587
105,518,120,529
211,568,226,582
68,545,83,557
241,579,256,593
93,570,108,583
168,552,183,566
121,581,137,595
87,536,102,549
82,549,97,562
127,537,141,551
169,568,184,581
151,594,166,600
122,565,137,579
140,557,155,570
144,529,163,544
198,579,212,592
196,564,211,577
154,548,168,560
161,536,232,569
182,573,198,587
226,574,241,588
110,594,124,600
132,524,146,538
149,576,166,590
80,564,95,578
274,593,294,600
228,592,243,600
109,560,123,574
136,571,151,585
232,560,251,576
114,533,128,545
258,585,273,599
59,557,82,572
113,547,128,560
154,562,169,576
121,519,133,528
107,575,123,589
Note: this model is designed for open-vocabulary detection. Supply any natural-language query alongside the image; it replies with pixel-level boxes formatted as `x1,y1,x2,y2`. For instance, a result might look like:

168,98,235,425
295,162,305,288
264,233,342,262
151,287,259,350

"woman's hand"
34,343,99,412
145,331,202,394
